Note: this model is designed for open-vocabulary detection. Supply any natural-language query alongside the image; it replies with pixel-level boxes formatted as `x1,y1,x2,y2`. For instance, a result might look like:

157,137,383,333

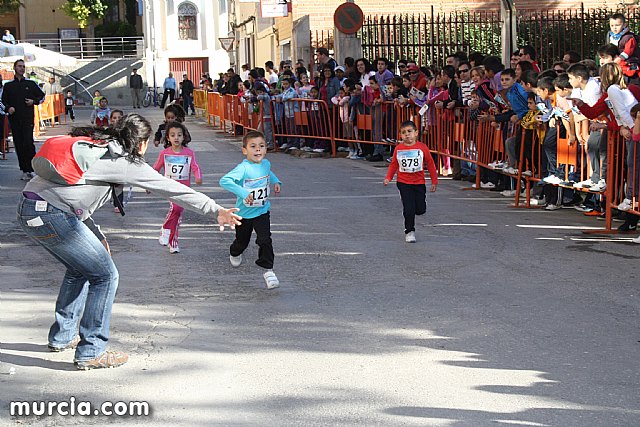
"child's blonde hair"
600,63,627,92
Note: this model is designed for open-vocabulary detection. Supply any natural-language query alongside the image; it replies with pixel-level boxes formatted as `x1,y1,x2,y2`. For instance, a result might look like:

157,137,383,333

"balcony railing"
16,37,145,59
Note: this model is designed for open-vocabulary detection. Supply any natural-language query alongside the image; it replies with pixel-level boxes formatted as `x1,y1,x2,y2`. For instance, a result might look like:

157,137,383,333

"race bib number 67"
397,149,423,173
165,155,190,181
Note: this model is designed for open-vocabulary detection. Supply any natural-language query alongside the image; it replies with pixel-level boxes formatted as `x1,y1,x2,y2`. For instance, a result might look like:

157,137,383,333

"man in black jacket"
181,74,195,115
2,59,45,180
130,68,143,108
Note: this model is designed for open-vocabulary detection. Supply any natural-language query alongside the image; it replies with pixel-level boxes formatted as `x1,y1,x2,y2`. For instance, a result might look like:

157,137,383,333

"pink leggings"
163,202,183,248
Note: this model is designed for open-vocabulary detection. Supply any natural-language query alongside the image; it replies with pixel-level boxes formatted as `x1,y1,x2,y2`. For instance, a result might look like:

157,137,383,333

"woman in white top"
354,58,376,87
600,63,640,210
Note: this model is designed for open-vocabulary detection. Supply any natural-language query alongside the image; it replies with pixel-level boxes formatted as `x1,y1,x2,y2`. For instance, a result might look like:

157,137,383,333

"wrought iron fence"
516,5,640,70
358,4,640,71
359,7,502,68
16,37,144,59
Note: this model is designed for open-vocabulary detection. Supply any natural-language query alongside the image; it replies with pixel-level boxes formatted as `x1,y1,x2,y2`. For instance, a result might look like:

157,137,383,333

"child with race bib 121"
219,130,282,289
152,121,202,253
384,120,438,243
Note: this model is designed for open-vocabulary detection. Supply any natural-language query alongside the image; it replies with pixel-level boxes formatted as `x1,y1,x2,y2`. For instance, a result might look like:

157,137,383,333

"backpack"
32,136,127,215
32,136,112,185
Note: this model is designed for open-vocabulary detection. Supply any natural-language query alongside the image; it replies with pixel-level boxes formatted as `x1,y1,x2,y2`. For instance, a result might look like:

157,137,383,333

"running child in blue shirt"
219,130,282,289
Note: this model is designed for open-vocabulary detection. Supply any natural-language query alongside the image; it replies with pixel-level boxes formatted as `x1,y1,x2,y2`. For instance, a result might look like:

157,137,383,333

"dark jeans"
17,196,118,361
230,212,274,269
397,182,427,233
160,89,175,108
587,129,607,183
182,93,195,114
9,117,35,173
65,105,75,121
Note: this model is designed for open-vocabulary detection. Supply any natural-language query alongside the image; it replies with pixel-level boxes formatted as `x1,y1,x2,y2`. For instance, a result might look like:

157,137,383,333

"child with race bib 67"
152,121,202,253
220,130,282,289
384,120,438,243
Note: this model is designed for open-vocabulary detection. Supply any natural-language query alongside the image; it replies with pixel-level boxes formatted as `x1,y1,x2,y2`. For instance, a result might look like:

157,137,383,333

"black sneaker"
618,222,638,232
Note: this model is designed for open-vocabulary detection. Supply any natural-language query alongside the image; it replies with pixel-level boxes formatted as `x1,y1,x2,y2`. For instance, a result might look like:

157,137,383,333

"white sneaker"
488,160,505,170
573,179,593,189
20,172,30,181
169,245,180,253
280,143,290,150
522,170,532,177
337,146,349,152
632,235,640,244
405,231,416,243
589,179,606,192
618,198,633,211
503,166,518,175
312,148,325,153
543,175,563,185
545,204,561,211
159,229,170,246
530,197,546,206
481,182,496,189
500,189,517,197
229,254,242,267
263,270,280,289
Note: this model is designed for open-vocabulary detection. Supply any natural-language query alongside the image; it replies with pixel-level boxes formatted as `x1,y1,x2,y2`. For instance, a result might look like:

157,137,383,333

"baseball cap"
407,64,420,72
335,66,345,72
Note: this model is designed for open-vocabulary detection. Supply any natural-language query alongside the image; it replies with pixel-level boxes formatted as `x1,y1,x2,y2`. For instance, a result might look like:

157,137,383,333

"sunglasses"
398,65,407,69
457,69,470,74
408,71,418,75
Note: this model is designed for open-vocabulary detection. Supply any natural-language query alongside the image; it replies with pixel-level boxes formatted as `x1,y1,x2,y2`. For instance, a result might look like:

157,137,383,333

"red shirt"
385,141,439,185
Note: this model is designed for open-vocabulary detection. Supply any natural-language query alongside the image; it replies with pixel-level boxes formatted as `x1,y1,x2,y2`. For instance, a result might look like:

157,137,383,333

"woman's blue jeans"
17,196,119,361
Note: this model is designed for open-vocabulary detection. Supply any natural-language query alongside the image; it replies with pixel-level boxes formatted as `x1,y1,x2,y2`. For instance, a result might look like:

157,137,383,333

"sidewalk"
1,108,639,426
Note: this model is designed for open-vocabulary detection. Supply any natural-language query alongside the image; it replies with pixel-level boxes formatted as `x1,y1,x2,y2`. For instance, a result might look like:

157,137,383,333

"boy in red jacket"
384,121,438,243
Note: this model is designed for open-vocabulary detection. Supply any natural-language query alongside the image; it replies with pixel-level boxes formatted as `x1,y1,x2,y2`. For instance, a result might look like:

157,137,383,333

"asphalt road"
0,107,638,426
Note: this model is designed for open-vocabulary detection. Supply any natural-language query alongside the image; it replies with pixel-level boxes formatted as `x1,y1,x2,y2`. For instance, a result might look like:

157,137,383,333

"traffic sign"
334,3,364,35
219,37,235,52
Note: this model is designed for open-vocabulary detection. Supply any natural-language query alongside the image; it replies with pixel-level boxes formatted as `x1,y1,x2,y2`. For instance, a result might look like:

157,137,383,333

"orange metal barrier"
193,89,207,117
271,98,335,156
604,130,640,231
207,92,224,129
200,93,639,231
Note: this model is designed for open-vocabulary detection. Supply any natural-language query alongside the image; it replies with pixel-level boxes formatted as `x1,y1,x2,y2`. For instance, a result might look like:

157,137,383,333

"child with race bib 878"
152,121,202,253
220,130,282,289
384,120,438,243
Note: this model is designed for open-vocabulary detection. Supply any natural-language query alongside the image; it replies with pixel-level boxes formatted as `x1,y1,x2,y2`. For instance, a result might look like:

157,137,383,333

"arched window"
178,3,198,40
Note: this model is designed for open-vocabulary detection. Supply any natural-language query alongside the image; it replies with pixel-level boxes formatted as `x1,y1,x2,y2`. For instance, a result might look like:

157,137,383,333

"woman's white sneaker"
405,231,416,243
229,254,242,267
618,198,633,211
263,270,280,289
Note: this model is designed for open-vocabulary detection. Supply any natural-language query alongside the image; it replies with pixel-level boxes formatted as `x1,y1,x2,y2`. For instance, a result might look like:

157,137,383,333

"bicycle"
142,87,162,108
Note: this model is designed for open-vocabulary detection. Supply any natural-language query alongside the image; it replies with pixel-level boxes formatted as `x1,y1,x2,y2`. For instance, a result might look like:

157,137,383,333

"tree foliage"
0,0,24,14
61,0,108,28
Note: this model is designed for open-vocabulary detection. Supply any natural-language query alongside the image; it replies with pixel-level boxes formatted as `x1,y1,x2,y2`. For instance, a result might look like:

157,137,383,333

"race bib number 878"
397,149,423,173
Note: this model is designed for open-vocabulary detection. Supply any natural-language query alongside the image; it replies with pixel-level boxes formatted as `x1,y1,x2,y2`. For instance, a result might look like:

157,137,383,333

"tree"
0,0,23,14
61,0,108,28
